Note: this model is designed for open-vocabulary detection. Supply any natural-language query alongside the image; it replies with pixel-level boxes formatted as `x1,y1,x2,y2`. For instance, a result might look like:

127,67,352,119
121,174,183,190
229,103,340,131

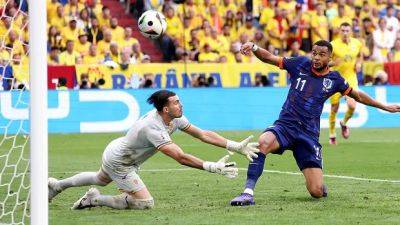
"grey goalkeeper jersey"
102,109,191,170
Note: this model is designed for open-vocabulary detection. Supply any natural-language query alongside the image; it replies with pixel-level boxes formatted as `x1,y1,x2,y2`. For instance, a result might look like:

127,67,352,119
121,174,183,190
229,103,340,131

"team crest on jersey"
322,78,333,92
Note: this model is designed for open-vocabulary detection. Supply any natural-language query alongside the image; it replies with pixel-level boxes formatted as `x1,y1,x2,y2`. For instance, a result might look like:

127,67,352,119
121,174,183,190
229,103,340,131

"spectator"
210,27,229,53
97,29,112,55
325,0,338,22
372,18,394,62
79,73,91,89
75,30,91,56
140,73,155,88
384,5,399,38
374,70,388,85
132,43,145,62
7,30,24,54
105,42,120,63
219,0,237,17
84,0,103,18
198,43,219,63
254,74,271,87
98,6,111,28
76,8,90,29
109,17,125,41
311,3,329,44
61,18,80,46
47,0,62,21
141,54,151,63
59,40,79,65
331,4,353,40
209,4,224,32
253,29,268,50
177,50,192,63
259,0,276,29
286,40,306,57
0,57,13,91
238,15,256,41
266,8,288,55
11,53,28,89
86,17,103,44
57,77,68,90
221,24,236,44
388,38,400,62
164,6,182,40
83,44,102,64
120,48,135,69
48,47,60,65
50,5,68,31
119,27,139,51
64,0,84,18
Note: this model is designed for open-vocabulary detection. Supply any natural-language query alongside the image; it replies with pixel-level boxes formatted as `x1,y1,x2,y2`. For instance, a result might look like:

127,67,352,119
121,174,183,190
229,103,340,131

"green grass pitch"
2,128,400,224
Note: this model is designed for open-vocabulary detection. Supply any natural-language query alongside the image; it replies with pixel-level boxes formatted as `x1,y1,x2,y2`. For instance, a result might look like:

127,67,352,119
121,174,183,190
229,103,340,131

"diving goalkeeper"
48,90,259,210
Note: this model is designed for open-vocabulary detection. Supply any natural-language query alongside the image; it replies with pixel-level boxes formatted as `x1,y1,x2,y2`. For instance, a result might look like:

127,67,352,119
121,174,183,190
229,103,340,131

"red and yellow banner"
16,61,400,90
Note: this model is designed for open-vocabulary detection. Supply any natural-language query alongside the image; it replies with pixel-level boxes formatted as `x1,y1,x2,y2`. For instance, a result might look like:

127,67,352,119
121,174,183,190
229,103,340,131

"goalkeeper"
48,90,259,210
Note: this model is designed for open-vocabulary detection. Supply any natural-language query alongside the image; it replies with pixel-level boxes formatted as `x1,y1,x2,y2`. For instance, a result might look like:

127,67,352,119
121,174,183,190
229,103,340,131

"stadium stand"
2,0,400,90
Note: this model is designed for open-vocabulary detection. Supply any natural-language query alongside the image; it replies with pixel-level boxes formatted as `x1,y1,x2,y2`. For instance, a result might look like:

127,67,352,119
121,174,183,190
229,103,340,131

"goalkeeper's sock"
93,193,154,210
244,152,266,195
59,172,107,190
329,110,337,137
92,193,129,209
343,107,355,125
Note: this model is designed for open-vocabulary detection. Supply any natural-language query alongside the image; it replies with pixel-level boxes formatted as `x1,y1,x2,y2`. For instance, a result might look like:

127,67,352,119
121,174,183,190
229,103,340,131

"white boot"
48,177,62,202
71,187,100,210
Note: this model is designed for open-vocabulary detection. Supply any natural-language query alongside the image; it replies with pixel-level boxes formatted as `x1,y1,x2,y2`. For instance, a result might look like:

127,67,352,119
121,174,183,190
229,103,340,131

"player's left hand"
226,136,260,162
203,155,238,179
383,104,400,113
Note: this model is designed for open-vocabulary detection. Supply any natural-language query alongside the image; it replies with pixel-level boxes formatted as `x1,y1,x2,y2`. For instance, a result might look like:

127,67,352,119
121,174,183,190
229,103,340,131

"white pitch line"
44,168,400,184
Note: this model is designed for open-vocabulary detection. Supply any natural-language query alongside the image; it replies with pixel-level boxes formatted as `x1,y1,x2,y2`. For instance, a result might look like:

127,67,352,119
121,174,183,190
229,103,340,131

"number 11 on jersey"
295,78,306,91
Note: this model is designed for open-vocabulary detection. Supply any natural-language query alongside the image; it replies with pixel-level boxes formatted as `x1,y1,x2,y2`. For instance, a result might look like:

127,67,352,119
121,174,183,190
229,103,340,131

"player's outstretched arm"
347,89,400,113
183,125,260,161
241,41,281,67
158,143,238,178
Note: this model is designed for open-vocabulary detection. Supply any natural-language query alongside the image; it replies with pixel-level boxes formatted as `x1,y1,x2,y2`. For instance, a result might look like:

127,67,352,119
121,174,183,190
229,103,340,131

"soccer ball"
138,10,167,39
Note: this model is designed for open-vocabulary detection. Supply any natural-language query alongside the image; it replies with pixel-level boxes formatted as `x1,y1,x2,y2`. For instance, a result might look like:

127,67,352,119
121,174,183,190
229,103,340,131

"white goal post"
28,0,48,225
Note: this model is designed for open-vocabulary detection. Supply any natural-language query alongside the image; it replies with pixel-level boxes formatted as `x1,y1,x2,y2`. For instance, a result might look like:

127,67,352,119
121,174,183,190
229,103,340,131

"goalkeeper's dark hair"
147,90,176,111
313,40,333,53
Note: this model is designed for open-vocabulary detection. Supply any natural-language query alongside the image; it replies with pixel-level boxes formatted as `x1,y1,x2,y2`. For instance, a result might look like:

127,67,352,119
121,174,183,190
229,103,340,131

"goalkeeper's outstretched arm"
183,125,259,161
158,143,238,178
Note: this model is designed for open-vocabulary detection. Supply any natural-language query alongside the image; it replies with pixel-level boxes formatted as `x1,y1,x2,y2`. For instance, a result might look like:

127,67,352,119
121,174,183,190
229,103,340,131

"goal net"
0,0,47,224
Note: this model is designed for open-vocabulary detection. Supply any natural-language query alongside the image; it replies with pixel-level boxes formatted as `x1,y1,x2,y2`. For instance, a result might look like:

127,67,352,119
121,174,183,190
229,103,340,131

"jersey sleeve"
335,72,352,95
146,126,172,149
175,115,191,131
278,56,308,80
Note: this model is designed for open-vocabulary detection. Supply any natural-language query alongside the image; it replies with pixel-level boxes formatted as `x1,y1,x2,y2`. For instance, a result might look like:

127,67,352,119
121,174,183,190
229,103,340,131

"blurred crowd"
46,0,150,66
135,0,400,65
1,0,399,90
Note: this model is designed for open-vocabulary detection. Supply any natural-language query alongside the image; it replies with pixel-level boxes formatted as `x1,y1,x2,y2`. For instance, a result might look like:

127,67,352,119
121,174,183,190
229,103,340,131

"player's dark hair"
340,22,351,27
147,90,176,111
313,40,333,53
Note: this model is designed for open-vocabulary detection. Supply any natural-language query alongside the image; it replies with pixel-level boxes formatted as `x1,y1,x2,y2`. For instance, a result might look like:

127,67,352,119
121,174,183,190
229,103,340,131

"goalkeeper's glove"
226,135,260,162
203,155,238,179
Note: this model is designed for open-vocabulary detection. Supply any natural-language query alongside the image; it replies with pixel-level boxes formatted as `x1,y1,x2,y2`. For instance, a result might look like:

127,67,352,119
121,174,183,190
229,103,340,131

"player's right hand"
203,155,238,179
240,42,253,56
384,104,400,113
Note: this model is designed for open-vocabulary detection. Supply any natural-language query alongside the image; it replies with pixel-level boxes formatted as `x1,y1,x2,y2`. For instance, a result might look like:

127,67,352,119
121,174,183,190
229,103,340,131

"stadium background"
0,1,400,225
1,0,400,132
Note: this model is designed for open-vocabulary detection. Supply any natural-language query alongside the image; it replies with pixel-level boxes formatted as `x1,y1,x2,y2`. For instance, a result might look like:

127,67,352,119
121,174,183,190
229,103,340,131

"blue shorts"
264,121,323,171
